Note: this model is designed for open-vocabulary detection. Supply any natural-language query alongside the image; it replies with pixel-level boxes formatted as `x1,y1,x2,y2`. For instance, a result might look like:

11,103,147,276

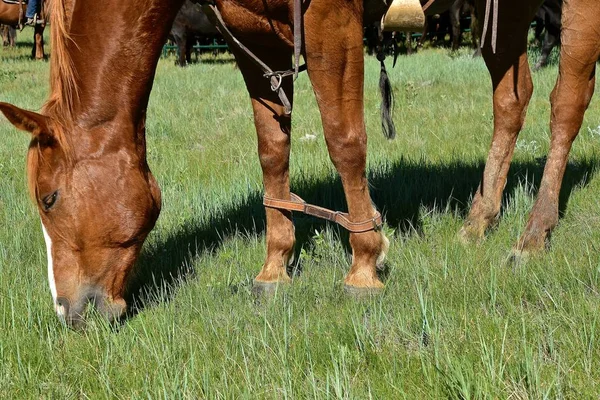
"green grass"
1,31,599,398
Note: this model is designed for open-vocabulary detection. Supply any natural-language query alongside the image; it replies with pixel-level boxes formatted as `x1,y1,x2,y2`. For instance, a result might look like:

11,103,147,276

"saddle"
2,0,27,5
381,0,426,32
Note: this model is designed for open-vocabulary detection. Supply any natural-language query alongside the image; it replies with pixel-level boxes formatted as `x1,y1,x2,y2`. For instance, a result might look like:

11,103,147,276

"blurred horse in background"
169,0,219,66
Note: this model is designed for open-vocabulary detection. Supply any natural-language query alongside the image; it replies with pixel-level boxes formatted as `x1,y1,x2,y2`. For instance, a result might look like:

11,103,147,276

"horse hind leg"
234,46,296,292
305,0,388,292
33,25,45,60
459,3,534,243
515,2,600,254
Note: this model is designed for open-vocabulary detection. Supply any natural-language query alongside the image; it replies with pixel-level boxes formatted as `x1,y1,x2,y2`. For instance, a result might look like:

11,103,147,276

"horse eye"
41,191,58,211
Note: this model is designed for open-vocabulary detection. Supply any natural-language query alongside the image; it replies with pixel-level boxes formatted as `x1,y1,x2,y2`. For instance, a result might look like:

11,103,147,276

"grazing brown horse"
0,0,599,326
0,1,47,59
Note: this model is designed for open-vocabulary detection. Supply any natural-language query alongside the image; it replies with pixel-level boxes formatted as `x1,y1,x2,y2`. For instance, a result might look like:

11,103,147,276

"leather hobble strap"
263,193,383,233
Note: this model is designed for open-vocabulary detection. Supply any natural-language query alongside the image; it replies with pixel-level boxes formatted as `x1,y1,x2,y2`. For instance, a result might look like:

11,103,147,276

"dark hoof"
343,284,383,299
251,280,287,297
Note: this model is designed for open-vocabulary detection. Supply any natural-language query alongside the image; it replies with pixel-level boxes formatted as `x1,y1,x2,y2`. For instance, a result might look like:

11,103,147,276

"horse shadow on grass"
125,156,598,316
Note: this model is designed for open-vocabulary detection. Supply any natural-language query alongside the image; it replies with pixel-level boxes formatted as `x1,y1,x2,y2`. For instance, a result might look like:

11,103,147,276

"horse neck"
59,0,184,150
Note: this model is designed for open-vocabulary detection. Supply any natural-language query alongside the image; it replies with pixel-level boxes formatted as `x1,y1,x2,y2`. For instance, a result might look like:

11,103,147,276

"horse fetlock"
458,218,488,244
517,217,555,253
350,228,384,257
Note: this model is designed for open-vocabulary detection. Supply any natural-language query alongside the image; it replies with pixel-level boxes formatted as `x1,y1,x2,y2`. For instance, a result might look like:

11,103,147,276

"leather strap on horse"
293,0,302,80
264,193,383,233
201,0,305,115
421,0,436,12
481,0,499,53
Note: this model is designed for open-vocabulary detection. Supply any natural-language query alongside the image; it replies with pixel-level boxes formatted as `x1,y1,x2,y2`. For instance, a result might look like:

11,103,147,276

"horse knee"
324,127,367,170
258,137,290,174
494,74,533,130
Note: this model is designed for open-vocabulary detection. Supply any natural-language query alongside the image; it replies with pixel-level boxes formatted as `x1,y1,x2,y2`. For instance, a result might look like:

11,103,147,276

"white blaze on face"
41,220,64,317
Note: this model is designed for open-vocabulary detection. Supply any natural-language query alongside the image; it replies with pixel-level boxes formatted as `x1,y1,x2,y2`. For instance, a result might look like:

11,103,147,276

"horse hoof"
343,284,383,298
251,280,287,297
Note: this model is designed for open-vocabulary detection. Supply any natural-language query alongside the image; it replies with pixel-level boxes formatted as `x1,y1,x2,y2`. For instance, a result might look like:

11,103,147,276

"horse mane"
27,0,76,199
42,0,78,121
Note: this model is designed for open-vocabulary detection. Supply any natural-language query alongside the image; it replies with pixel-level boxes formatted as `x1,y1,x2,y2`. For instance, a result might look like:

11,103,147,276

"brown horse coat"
0,0,598,325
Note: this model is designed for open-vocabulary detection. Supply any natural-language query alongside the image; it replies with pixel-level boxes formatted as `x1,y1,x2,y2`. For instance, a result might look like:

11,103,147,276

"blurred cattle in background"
533,0,562,70
1,24,16,47
169,0,219,67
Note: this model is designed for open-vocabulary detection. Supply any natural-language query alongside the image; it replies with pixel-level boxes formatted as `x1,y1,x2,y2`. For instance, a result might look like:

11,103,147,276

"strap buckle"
269,74,283,92
372,216,382,231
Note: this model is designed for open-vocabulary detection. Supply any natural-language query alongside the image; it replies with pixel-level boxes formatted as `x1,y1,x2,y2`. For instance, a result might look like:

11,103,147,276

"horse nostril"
55,296,70,319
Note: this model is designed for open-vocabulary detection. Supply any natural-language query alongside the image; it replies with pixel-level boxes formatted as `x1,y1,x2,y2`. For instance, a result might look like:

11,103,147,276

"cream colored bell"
381,0,425,32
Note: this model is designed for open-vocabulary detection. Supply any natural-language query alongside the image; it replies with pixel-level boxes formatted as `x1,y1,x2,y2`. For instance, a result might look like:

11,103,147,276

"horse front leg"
515,1,600,254
459,1,535,243
235,46,296,291
305,0,388,292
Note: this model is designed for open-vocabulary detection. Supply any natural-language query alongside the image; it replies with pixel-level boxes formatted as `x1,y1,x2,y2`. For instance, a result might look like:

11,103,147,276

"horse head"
0,103,161,327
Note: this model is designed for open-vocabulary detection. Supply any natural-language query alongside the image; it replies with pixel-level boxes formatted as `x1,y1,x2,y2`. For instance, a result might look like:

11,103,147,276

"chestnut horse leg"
459,2,536,242
516,1,600,253
235,46,295,289
305,0,387,290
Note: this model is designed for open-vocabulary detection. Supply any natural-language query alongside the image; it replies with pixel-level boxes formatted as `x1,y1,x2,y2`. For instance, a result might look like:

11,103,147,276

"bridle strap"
481,0,499,53
293,0,302,80
201,1,306,115
264,193,383,233
422,0,436,12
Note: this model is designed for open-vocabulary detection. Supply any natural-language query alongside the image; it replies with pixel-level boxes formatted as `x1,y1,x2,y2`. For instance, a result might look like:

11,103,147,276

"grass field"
1,30,599,398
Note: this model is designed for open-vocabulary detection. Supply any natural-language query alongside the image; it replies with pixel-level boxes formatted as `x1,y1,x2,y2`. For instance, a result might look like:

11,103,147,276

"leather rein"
199,0,383,233
201,0,305,115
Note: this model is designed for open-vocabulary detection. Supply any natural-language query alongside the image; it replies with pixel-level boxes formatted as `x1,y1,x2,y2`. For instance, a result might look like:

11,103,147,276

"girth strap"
264,193,383,233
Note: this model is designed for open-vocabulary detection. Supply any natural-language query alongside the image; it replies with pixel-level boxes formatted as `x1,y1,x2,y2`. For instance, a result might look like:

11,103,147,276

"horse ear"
0,102,51,137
